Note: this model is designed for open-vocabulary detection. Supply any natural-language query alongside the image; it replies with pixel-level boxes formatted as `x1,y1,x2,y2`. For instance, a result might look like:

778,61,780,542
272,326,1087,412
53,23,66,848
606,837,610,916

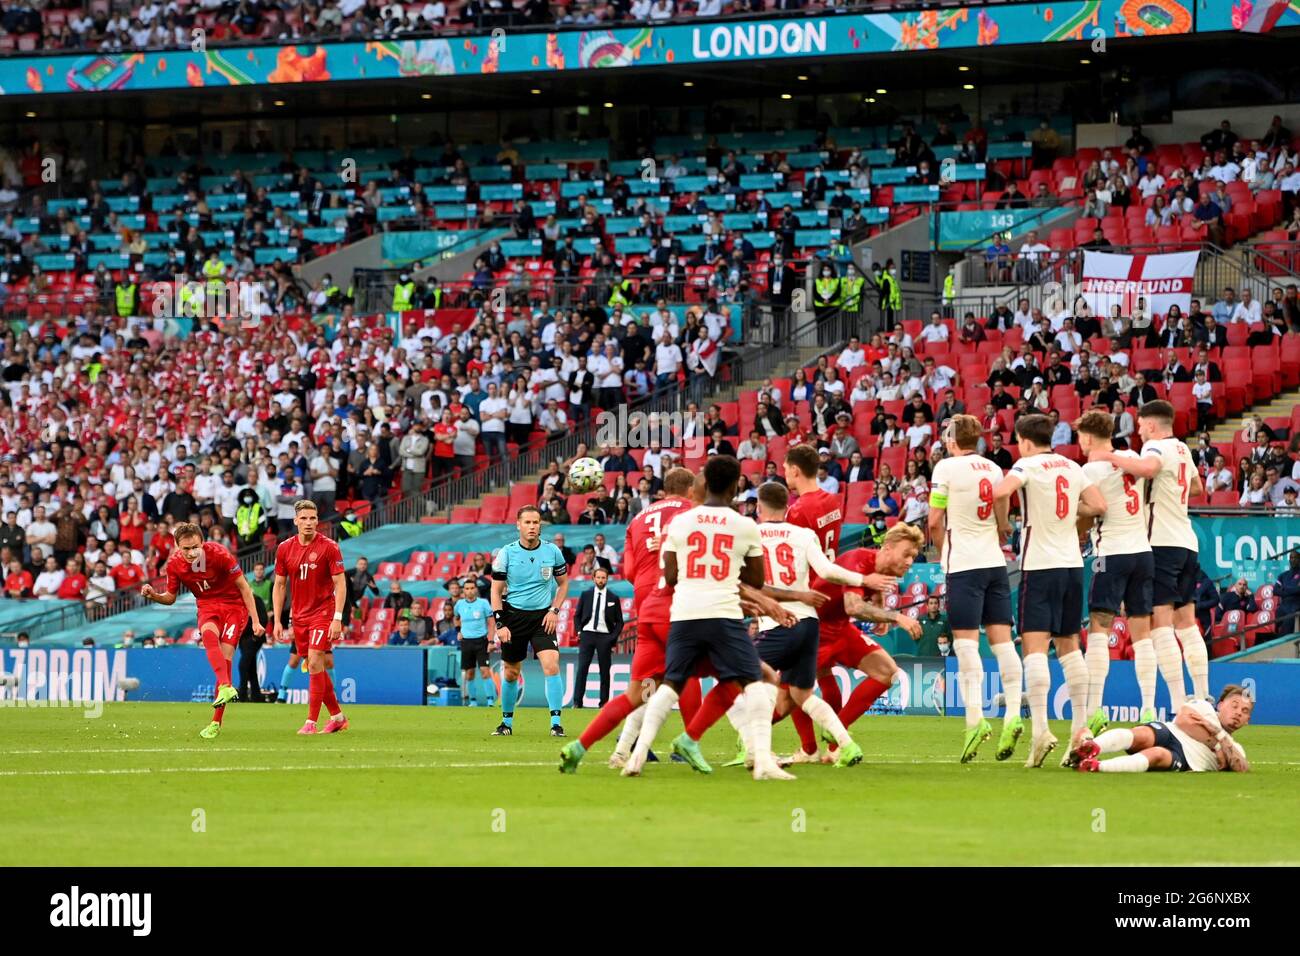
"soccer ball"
568,456,605,493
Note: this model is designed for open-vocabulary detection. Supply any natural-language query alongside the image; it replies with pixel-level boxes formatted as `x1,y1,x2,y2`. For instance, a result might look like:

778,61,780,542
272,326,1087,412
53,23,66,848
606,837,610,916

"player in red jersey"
140,522,264,739
558,467,699,772
810,525,924,754
272,499,349,735
781,443,855,753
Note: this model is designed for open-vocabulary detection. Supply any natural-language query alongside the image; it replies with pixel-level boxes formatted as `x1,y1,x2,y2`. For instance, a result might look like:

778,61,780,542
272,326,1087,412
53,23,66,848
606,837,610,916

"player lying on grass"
140,522,264,740
1076,684,1252,773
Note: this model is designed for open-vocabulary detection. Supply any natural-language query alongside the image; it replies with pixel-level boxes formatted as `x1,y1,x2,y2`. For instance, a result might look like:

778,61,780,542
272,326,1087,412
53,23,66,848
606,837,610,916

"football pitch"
2,703,1297,867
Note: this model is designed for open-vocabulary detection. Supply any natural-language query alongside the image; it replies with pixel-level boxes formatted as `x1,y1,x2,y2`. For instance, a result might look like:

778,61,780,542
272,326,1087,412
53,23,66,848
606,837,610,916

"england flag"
1235,0,1289,33
1080,250,1199,319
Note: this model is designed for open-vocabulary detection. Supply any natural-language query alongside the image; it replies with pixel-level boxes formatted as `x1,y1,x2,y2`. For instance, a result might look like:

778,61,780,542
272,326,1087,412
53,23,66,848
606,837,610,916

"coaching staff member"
490,505,570,738
573,566,624,709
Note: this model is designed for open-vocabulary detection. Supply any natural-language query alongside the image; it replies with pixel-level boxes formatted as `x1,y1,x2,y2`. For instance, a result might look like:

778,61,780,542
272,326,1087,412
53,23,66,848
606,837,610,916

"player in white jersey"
1076,684,1251,774
623,456,793,781
928,415,1026,764
716,481,872,769
992,414,1107,767
1069,410,1157,765
1100,400,1208,711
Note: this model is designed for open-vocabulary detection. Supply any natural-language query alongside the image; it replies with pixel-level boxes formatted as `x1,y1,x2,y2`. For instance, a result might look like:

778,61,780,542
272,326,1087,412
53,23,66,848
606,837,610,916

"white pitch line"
0,747,478,755
0,761,560,778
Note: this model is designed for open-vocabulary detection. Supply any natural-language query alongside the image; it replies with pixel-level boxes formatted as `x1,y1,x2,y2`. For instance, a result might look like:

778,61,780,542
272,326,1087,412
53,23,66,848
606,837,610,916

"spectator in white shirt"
1209,157,1241,183
1205,455,1234,493
695,0,722,15
33,556,65,600
821,367,845,398
1054,318,1083,354
922,358,957,393
917,312,950,345
837,336,866,372
905,412,933,450
654,331,683,390
1231,290,1262,325
1137,171,1166,199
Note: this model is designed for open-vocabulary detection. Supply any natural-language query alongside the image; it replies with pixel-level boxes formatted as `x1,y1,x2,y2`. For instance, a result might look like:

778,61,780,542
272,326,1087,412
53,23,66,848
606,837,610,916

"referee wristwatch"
548,606,562,614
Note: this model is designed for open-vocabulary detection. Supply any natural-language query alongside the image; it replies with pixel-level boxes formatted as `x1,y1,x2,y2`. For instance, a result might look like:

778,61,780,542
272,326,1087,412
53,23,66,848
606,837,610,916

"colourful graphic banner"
0,2,1197,98
1192,513,1300,584
1197,0,1300,33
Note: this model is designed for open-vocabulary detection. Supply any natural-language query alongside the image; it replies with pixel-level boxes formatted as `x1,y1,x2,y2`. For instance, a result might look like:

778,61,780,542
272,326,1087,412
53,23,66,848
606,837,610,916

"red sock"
685,682,739,741
223,659,233,687
212,703,225,724
308,672,324,722
201,632,225,686
579,694,635,749
320,671,340,717
678,677,702,727
790,704,818,754
838,678,890,729
818,673,843,711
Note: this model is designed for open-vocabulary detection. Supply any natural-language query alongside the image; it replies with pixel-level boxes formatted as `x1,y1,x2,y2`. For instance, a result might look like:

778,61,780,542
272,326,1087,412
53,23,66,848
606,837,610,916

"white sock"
726,697,753,752
1177,625,1210,701
1098,753,1150,773
1058,650,1089,735
628,688,676,766
613,704,646,757
1094,727,1134,754
992,641,1023,720
1152,626,1186,711
953,638,984,729
801,694,851,748
1084,634,1110,716
744,682,779,767
1132,638,1157,713
1024,652,1050,739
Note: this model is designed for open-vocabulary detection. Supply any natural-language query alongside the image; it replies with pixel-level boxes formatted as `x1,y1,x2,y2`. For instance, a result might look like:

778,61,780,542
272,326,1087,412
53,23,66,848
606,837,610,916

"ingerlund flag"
1080,250,1198,318
1235,0,1289,33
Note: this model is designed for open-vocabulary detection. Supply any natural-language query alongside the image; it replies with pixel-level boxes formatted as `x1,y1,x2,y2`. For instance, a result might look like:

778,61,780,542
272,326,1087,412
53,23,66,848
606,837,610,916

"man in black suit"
767,253,795,341
573,567,623,708
1191,346,1222,382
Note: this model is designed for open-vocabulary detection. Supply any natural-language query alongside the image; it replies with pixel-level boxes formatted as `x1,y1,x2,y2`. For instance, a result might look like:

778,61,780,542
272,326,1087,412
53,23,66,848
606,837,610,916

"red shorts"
198,605,249,648
817,622,883,671
631,620,669,681
293,616,336,656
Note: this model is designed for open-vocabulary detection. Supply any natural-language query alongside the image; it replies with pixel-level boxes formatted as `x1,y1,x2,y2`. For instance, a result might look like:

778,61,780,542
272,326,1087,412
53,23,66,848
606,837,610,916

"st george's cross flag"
1080,250,1199,319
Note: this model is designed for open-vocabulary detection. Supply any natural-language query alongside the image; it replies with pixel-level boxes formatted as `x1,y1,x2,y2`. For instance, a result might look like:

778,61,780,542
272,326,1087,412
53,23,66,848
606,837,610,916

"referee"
490,505,570,737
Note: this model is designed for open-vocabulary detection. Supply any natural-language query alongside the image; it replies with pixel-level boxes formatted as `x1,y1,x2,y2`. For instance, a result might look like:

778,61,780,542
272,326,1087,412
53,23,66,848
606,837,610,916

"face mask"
875,520,886,530
937,640,951,656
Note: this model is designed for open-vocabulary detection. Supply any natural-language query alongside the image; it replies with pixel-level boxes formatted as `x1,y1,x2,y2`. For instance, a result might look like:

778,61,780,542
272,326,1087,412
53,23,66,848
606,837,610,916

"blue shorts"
756,618,819,690
1144,721,1191,772
1017,566,1084,637
1089,550,1155,617
1152,546,1199,609
664,618,762,685
945,565,1013,631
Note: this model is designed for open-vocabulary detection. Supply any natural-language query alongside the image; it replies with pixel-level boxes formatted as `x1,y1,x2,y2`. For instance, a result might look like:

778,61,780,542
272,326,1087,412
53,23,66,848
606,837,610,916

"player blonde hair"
662,466,695,497
882,523,925,550
173,522,203,543
1075,409,1114,440
293,499,318,514
946,414,983,451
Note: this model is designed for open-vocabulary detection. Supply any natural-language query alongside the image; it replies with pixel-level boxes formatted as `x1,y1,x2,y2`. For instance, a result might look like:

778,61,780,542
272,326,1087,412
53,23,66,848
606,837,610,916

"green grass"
2,703,1297,866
